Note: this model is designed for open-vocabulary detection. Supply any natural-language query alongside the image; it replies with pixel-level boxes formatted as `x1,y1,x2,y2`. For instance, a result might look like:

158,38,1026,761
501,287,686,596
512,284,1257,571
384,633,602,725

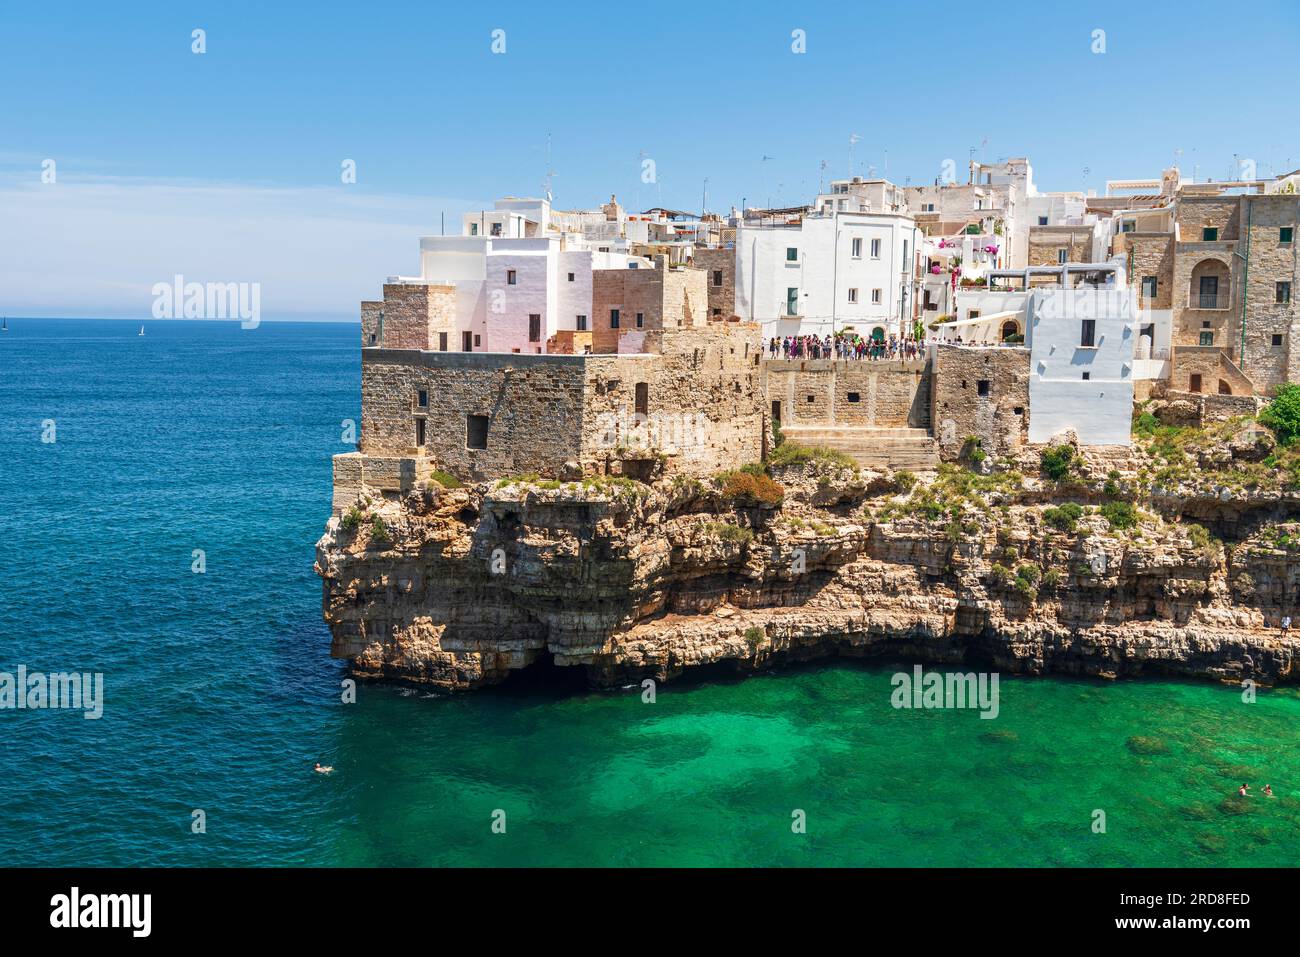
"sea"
1,317,1298,866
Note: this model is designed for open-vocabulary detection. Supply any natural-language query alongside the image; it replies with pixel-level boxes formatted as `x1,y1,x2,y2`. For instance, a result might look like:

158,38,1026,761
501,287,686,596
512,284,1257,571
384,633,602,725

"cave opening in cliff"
491,650,590,696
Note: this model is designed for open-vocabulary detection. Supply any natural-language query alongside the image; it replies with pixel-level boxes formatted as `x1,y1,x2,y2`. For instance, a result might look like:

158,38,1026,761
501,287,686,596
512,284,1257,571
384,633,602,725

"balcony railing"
1190,290,1231,310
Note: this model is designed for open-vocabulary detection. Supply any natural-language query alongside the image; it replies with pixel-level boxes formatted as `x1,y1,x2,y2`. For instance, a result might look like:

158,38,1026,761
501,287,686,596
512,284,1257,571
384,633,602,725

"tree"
1260,385,1300,446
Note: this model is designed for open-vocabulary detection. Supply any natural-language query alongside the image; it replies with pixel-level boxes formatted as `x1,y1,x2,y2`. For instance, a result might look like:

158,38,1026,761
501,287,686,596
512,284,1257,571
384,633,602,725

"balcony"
1189,290,1231,310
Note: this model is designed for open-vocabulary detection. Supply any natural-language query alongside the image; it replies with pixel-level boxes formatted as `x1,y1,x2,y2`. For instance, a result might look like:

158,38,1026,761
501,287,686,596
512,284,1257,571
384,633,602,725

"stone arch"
1000,319,1020,341
1218,379,1232,395
1189,257,1231,309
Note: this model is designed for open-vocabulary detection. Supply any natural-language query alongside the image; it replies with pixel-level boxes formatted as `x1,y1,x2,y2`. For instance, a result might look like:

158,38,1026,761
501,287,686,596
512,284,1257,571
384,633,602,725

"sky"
2,0,1298,321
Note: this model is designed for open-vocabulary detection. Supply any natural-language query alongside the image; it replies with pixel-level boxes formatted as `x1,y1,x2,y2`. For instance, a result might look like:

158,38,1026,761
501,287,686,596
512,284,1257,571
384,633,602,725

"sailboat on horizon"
2,317,7,332
138,323,145,336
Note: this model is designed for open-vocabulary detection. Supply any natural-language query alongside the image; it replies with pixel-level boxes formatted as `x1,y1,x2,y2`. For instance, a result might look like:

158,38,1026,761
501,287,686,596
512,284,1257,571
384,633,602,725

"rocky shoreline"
315,422,1300,691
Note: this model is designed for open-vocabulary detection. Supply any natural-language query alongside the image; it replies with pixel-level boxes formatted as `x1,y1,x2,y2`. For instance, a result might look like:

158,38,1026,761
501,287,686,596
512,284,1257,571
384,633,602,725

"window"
1080,319,1096,347
470,223,478,236
712,270,723,286
1199,331,1214,346
969,310,981,320
634,383,648,416
1202,227,1219,242
806,395,815,403
568,272,575,282
870,238,881,258
1082,372,1090,381
628,262,638,269
1038,216,1049,226
490,222,502,237
1273,334,1284,347
787,288,799,316
1278,281,1292,304
576,315,587,331
1282,227,1295,244
368,332,377,345
462,331,473,351
610,309,620,329
635,312,644,328
786,247,798,262
871,289,882,304
1189,374,1203,393
1141,276,1158,299
851,238,862,258
438,332,448,351
474,334,481,346
1057,248,1067,264
847,288,858,303
1121,220,1136,233
466,415,489,450
528,314,541,342
507,269,517,285
417,389,428,408
977,380,990,396
415,417,426,447
847,392,861,403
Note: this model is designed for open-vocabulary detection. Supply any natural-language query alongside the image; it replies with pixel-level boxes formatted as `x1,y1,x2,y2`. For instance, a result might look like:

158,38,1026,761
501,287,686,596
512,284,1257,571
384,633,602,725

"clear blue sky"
3,0,1297,319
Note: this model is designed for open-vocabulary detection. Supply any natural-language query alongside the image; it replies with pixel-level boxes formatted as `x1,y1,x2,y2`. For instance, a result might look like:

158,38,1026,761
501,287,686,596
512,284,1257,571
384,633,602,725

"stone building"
690,247,737,320
589,265,709,353
931,344,1030,459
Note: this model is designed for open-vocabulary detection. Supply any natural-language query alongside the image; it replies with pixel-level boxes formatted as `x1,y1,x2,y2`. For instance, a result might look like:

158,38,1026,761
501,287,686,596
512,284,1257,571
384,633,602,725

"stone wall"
762,359,929,429
1170,345,1253,395
1126,233,1174,310
1175,196,1241,242
1240,195,1300,392
1027,226,1093,268
590,266,708,353
931,344,1030,459
691,247,737,319
363,283,458,352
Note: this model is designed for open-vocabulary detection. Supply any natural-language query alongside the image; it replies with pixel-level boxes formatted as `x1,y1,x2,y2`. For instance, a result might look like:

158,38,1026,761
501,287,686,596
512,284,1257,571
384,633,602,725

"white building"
735,208,919,339
408,197,645,354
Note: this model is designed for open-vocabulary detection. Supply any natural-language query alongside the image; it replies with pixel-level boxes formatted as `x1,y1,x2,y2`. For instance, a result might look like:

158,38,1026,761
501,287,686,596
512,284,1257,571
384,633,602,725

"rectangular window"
417,389,428,408
1141,276,1158,299
1199,331,1214,346
1189,373,1203,392
969,310,981,320
507,269,517,285
490,222,502,237
847,392,860,403
977,380,990,396
787,288,799,316
1038,216,1049,226
576,314,587,331
712,270,723,286
870,238,881,258
1273,334,1284,347
1282,227,1295,244
1278,282,1293,304
1202,227,1219,242
470,223,478,235
634,383,648,416
466,414,489,450
568,272,576,282
528,314,541,342
415,417,426,447
610,309,620,329
462,331,473,351
871,288,882,304
1080,319,1096,347
474,334,481,346
786,247,798,262
1121,220,1136,233
1057,248,1067,264
439,332,448,351
635,312,644,328
851,238,862,258
848,288,858,303
1082,372,1090,381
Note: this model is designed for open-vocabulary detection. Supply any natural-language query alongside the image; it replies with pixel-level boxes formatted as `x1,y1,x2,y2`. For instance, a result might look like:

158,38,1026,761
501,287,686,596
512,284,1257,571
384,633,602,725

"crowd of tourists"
767,332,927,361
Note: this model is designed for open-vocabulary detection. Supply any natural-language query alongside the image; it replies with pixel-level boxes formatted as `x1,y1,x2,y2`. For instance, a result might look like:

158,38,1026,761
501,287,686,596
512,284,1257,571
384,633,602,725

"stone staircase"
780,425,940,472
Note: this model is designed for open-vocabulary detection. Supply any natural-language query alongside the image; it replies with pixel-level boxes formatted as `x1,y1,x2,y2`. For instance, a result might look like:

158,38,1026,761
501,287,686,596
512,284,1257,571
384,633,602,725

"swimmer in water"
1263,784,1274,797
314,762,334,775
1238,783,1250,797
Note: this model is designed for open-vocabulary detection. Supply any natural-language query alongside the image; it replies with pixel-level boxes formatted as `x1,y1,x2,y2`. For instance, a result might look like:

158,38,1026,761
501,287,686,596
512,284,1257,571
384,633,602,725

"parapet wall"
762,359,929,429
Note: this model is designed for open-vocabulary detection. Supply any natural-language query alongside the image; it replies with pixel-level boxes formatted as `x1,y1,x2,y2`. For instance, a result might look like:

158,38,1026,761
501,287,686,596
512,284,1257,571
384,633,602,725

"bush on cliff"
369,516,391,545
720,470,784,507
1259,384,1300,446
340,505,363,533
430,469,463,489
1040,444,1075,482
1100,500,1138,530
1043,503,1083,533
768,442,855,471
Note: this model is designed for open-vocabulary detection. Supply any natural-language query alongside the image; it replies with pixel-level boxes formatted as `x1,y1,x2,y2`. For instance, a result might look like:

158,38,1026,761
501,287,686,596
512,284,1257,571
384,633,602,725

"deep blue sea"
3,318,1300,867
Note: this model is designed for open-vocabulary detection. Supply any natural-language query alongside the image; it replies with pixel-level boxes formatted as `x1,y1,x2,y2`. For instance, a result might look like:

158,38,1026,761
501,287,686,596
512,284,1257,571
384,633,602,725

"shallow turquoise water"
2,318,1298,867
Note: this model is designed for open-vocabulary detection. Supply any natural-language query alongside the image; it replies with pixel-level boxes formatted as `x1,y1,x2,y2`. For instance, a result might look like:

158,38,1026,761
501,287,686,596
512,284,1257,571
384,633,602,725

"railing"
1190,291,1231,310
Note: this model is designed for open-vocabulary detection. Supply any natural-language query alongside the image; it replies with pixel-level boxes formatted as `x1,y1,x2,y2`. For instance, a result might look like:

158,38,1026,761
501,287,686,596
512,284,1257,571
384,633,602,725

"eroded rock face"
315,460,1300,691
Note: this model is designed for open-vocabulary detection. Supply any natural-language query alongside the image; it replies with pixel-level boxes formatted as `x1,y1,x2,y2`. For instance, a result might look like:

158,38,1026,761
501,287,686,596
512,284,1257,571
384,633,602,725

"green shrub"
1041,568,1063,590
1133,412,1159,437
340,505,363,533
739,462,767,478
1016,564,1041,585
893,469,918,493
720,470,785,507
989,563,1014,587
743,626,765,650
370,516,391,544
1040,444,1075,481
1043,502,1083,533
429,469,463,489
1100,500,1138,530
705,521,753,544
1013,577,1038,602
1187,523,1212,549
1260,384,1300,445
768,442,855,470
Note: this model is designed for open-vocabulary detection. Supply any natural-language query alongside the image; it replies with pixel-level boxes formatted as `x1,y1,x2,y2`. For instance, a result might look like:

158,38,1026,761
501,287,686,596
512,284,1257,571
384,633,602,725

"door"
1198,275,1218,309
462,331,473,351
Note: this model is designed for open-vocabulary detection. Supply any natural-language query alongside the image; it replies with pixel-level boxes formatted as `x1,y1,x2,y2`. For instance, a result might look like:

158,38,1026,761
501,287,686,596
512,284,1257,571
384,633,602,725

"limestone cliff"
315,421,1300,690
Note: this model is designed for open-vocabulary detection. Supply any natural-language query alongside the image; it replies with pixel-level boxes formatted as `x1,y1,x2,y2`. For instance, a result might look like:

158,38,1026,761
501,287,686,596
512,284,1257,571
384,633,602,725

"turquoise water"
2,317,1299,867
